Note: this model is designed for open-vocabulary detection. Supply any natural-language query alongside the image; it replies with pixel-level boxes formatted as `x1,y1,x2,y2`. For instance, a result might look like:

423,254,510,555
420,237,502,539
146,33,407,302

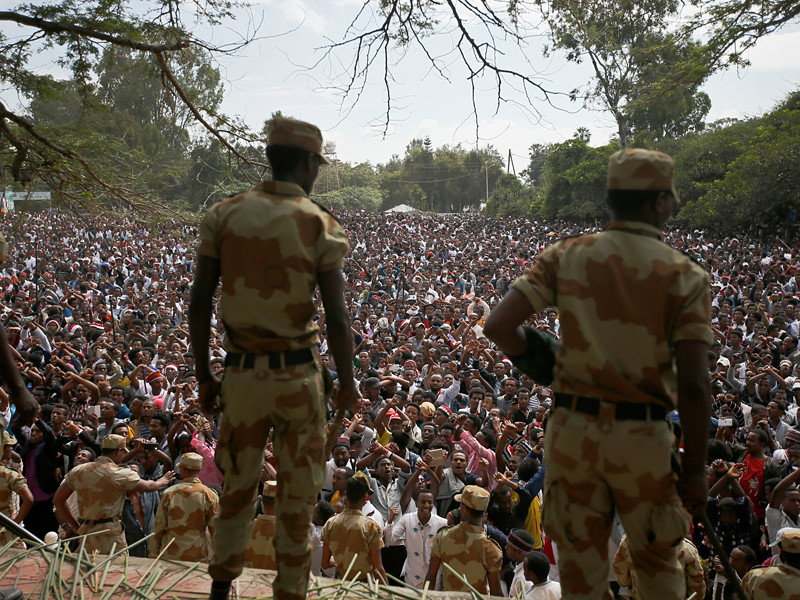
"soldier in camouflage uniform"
244,480,277,570
425,485,503,595
189,117,356,600
150,452,218,561
320,476,386,583
485,149,713,600
0,432,32,546
53,434,175,554
741,528,800,600
613,533,705,599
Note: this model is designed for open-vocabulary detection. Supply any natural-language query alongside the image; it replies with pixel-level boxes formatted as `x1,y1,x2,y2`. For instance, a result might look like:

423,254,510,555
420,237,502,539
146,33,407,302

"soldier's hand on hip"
334,377,357,411
197,375,221,418
11,387,38,426
677,470,708,517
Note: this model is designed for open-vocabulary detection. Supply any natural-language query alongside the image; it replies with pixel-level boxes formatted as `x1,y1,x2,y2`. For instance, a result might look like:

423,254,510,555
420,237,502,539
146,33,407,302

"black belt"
85,516,119,525
225,348,314,370
554,393,667,422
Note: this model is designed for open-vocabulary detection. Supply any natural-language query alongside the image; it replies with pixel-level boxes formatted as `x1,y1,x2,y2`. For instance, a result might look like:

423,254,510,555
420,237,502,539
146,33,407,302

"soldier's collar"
254,180,308,198
605,220,663,241
459,522,484,533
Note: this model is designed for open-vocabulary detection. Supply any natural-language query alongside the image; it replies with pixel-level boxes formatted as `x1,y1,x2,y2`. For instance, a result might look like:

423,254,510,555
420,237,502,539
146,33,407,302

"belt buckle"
598,401,616,431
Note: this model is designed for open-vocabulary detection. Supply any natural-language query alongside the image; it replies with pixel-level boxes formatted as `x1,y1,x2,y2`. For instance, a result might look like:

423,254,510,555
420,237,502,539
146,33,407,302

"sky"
209,0,800,168
2,0,800,170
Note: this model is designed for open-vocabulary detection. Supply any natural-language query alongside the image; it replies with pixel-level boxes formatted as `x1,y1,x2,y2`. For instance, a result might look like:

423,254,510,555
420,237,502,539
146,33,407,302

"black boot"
209,580,231,600
0,589,24,600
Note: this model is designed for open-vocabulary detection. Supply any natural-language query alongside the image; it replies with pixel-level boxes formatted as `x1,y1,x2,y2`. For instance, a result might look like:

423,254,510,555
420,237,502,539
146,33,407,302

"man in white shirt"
384,489,447,588
524,550,561,599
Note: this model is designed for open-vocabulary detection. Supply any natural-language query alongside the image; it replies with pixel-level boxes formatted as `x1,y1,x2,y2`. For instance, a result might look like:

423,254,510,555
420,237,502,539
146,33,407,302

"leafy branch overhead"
0,0,262,216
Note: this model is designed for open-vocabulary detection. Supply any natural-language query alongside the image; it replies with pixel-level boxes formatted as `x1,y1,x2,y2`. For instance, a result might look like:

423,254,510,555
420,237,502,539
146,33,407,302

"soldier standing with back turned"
485,149,712,600
150,451,218,561
189,117,356,600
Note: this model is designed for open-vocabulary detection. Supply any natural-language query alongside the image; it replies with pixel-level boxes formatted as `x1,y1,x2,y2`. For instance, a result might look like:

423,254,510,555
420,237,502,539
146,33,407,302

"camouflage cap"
455,484,490,511
101,434,127,450
2,430,16,446
772,527,800,553
268,117,331,164
607,148,680,203
180,452,203,470
263,480,277,497
419,402,436,418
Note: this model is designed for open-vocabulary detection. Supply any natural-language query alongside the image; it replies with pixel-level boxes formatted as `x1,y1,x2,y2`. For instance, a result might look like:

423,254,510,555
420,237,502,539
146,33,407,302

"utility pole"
485,161,489,204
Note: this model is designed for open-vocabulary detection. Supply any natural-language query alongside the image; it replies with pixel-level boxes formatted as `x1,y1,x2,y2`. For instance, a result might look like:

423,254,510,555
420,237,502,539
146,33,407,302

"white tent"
384,203,417,213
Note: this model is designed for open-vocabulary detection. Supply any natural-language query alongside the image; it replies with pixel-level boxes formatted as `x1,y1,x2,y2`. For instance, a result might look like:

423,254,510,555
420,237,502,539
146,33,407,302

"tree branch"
0,11,190,53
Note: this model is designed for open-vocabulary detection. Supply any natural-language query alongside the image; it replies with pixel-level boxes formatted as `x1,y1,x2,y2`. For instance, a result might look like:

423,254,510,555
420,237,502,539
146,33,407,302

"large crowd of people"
0,209,799,598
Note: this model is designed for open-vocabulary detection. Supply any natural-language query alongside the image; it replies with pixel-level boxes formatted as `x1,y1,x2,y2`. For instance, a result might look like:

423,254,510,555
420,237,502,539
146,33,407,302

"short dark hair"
734,544,757,568
150,412,170,428
345,476,369,504
607,188,669,219
316,501,335,524
524,551,551,581
266,145,315,176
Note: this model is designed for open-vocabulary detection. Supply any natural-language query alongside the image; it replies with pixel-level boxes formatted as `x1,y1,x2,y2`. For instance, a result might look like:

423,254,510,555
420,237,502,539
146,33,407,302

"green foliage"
540,0,711,146
673,91,800,227
378,139,504,212
534,136,616,221
485,173,534,218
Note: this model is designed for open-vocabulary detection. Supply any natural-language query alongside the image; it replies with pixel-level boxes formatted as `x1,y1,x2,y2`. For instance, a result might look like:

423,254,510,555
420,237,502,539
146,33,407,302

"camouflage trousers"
543,406,688,600
77,518,127,554
209,354,326,600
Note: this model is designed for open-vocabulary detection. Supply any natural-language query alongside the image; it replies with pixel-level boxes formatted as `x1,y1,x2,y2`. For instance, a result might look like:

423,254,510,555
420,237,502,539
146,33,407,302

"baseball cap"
770,527,800,553
607,148,680,203
420,402,436,418
101,434,127,450
267,117,330,164
180,452,203,470
454,485,490,511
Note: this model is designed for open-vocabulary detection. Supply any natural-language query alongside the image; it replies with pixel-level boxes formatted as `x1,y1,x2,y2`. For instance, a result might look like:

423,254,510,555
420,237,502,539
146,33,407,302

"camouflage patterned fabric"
150,477,218,561
741,563,800,599
511,220,712,600
320,508,384,580
613,534,705,599
0,465,27,546
430,522,503,594
511,221,712,406
64,456,141,553
199,178,348,600
244,514,277,570
197,180,349,353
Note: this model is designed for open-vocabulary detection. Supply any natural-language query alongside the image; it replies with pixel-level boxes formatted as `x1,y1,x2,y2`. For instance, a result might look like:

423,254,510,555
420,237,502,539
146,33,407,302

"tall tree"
0,0,258,214
538,0,711,146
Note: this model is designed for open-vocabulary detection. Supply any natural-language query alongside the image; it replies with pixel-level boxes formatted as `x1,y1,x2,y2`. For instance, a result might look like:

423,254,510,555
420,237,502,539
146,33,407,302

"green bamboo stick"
70,535,88,600
441,562,483,600
150,562,201,600
79,532,153,581
41,539,62,600
98,542,117,590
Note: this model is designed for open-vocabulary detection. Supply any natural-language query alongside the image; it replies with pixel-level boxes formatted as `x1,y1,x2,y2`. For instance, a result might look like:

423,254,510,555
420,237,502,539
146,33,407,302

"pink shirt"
458,429,497,491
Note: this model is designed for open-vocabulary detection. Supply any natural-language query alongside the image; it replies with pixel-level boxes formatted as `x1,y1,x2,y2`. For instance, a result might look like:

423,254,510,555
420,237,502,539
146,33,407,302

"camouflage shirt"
243,514,277,570
64,456,141,520
197,180,349,353
741,563,800,599
613,534,705,599
321,508,383,580
430,522,503,594
511,221,712,408
0,465,27,516
150,477,218,562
